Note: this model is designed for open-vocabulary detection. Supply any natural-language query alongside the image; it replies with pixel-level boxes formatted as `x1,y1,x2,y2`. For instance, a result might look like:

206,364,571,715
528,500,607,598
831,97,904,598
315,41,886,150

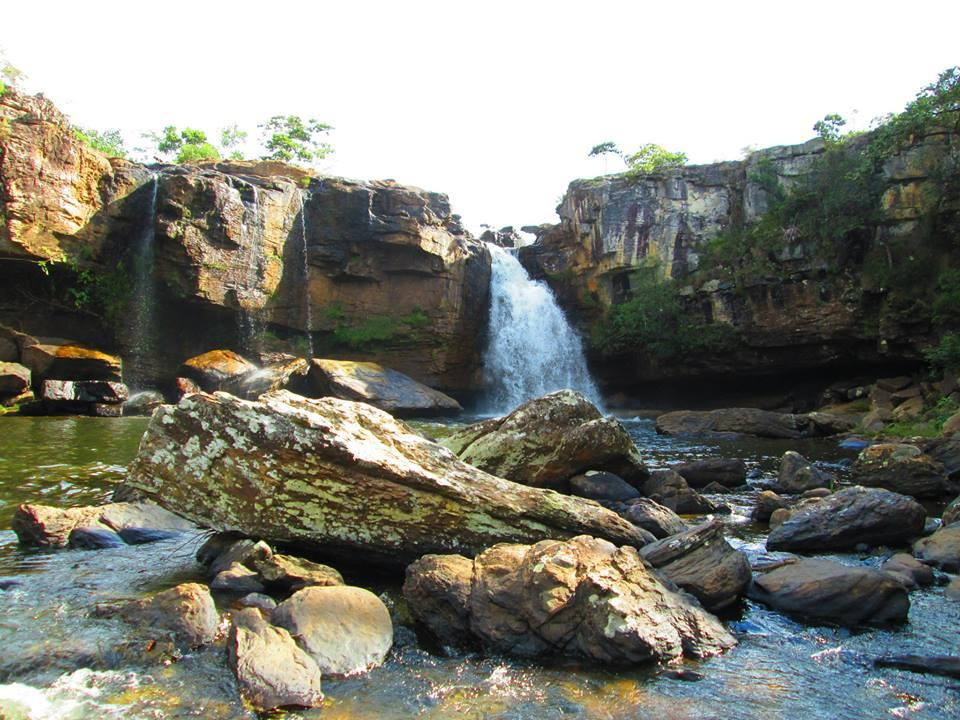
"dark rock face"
852,444,948,498
615,498,687,539
766,486,926,552
122,391,651,565
750,558,910,626
656,408,825,439
775,451,834,494
308,359,461,416
402,535,736,663
672,458,746,488
874,655,960,680
569,471,641,502
440,390,648,490
639,520,751,612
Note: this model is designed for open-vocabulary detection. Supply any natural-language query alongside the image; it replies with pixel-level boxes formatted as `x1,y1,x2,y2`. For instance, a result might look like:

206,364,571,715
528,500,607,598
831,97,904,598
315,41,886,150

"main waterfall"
483,244,602,414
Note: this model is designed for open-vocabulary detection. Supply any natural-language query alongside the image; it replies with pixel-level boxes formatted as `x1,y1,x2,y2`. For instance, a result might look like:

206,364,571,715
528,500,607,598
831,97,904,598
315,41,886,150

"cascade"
483,244,602,414
237,182,266,358
125,174,159,390
297,189,315,359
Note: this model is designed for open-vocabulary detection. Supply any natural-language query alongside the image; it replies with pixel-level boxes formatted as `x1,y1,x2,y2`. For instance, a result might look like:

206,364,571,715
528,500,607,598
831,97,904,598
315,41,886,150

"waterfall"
125,174,159,390
483,244,602,414
237,182,266,358
297,189,315,359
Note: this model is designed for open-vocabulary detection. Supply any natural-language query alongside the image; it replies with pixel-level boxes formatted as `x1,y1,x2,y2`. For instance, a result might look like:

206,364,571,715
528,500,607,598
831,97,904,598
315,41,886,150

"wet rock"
639,520,751,612
222,358,310,400
801,487,831,499
249,551,344,591
97,502,195,537
671,458,746,488
750,558,909,626
114,582,219,648
655,408,817,439
237,593,278,612
227,607,324,711
124,391,651,564
947,577,960,601
943,496,960,526
701,481,733,494
912,525,960,572
68,526,125,549
881,553,935,588
272,586,393,676
617,498,687,539
852,444,947,498
400,554,474,647
874,654,960,679
440,390,648,489
807,411,860,436
642,470,725,515
196,533,245,567
174,376,201,400
308,359,461,417
21,341,122,383
569,471,641,502
209,539,266,576
212,563,266,594
924,436,960,481
769,507,792,529
122,391,165,416
766,486,926,552
41,379,128,407
0,362,30,396
774,451,834,494
403,535,736,664
13,504,101,548
179,350,257,392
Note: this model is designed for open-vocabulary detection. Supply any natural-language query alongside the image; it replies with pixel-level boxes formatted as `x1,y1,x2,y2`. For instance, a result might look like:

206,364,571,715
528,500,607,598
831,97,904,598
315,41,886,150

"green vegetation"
590,268,738,359
150,126,221,164
882,395,960,438
220,124,247,160
324,306,433,351
813,113,847,143
260,115,333,163
38,258,133,328
923,332,960,370
0,50,24,96
75,127,127,158
589,141,687,178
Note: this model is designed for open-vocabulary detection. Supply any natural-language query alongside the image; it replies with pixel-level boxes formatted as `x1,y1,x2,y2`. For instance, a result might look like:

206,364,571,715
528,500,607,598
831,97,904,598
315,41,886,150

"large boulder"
912,525,960,572
112,583,219,648
20,341,122,382
438,390,648,489
0,362,30,396
271,586,393,676
308,359,461,417
226,608,324,712
750,558,910,626
639,520,751,612
179,350,257,392
569,471,641,502
852,443,948,498
402,535,736,663
671,458,746,488
766,486,926,552
221,357,310,400
774,451,834,494
655,408,819,439
122,391,651,564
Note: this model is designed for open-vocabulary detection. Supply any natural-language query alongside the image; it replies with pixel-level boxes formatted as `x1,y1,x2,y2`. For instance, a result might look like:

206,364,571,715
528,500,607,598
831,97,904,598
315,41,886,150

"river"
0,415,957,719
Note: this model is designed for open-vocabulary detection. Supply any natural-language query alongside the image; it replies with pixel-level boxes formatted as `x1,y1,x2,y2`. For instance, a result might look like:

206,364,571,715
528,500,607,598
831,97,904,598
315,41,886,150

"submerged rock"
639,520,751,612
774,451,834,494
766,486,926,552
403,535,736,663
750,558,909,626
308,359,461,417
272,586,393,676
122,391,650,564
672,458,747,488
852,443,948,498
227,607,324,711
439,390,647,489
874,655,960,680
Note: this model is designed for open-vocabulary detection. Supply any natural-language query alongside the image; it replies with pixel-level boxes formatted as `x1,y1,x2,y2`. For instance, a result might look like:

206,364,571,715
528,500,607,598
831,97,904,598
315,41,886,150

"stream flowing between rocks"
0,415,957,719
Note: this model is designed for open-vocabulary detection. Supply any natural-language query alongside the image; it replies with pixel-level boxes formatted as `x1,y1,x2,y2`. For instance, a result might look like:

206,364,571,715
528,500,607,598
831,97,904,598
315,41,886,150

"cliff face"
520,123,959,396
0,89,490,394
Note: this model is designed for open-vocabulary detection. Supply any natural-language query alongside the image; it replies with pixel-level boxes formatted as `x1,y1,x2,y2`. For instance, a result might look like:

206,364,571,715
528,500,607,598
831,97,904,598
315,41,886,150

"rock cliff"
0,88,490,394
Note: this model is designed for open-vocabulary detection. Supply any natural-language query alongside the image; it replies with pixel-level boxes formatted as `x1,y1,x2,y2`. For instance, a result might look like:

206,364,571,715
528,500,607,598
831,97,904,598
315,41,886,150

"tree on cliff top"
260,116,333,164
151,126,220,164
589,141,687,178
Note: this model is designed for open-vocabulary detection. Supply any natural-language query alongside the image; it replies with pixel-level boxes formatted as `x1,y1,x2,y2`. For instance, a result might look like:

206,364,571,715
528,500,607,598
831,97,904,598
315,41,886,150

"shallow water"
0,415,958,719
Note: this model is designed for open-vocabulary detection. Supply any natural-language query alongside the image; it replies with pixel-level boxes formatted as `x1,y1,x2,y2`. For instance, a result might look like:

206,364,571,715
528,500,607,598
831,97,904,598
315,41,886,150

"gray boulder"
569,471,641,502
656,408,818,439
881,553,935,588
112,583,219,648
642,470,725,515
616,498,687,539
775,451,834,494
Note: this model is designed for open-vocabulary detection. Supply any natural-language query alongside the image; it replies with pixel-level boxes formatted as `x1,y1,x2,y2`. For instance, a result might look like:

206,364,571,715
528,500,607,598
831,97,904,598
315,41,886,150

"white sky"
3,1,959,234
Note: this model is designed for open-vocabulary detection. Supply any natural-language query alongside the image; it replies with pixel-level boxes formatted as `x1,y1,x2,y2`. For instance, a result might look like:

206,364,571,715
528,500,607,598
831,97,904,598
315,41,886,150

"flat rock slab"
309,359,461,416
440,390,647,489
766,486,926,552
403,535,736,664
272,586,393,676
21,341,122,382
750,558,909,626
0,362,30,395
123,390,651,564
655,408,819,439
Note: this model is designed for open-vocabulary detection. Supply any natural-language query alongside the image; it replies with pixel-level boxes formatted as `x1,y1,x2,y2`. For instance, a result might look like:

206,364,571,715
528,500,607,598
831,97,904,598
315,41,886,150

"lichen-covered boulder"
440,390,647,489
403,535,736,664
750,559,910,626
308,359,461,416
766,486,926,552
122,390,651,564
852,443,948,498
179,350,257,392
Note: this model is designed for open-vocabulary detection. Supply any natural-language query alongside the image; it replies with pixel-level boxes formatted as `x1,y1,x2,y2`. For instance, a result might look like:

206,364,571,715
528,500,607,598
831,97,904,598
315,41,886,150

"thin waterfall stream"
483,243,602,414
125,173,159,390
298,188,315,359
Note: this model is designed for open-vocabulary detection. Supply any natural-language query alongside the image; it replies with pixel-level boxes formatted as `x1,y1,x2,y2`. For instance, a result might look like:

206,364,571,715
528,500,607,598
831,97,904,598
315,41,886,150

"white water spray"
483,244,602,414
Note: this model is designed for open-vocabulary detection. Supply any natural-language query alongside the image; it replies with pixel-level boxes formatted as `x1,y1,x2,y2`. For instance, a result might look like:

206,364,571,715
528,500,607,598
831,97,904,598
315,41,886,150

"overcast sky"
4,1,958,233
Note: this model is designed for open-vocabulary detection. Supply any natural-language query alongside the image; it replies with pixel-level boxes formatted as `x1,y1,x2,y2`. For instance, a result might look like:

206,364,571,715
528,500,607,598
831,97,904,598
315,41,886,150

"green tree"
813,113,847,142
0,49,24,96
75,127,127,158
260,115,333,163
149,126,220,163
220,124,247,160
588,141,621,158
624,144,687,175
